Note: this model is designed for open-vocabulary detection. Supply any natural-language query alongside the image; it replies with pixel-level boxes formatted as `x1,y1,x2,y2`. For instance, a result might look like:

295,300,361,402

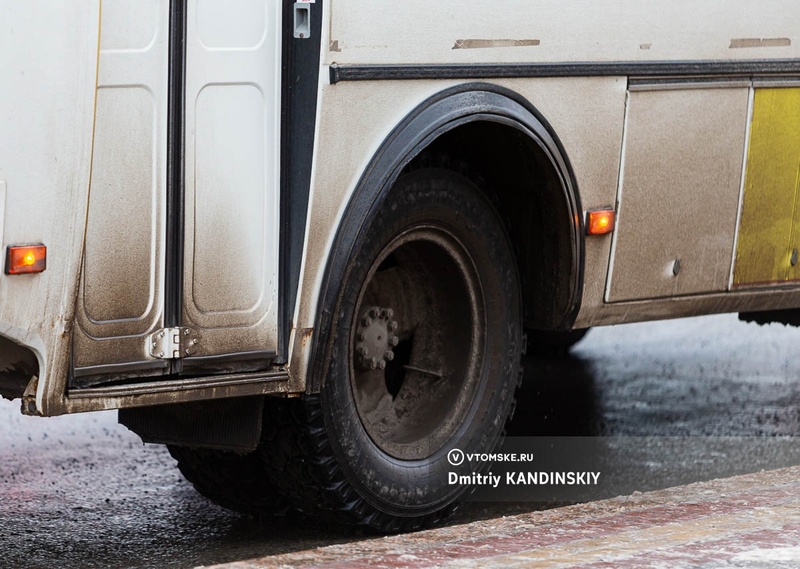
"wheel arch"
308,82,584,393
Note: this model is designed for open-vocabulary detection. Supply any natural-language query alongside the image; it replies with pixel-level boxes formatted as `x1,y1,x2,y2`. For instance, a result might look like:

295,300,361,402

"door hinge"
148,327,200,359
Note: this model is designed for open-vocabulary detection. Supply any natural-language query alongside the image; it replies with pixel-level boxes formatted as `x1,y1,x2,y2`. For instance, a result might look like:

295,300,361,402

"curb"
205,466,800,568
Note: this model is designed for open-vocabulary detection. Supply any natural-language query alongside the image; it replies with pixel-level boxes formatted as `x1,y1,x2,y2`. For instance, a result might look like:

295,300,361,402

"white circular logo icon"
448,448,465,466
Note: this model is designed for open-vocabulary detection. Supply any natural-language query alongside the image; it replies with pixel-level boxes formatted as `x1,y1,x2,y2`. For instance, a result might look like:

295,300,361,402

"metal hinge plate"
148,327,200,360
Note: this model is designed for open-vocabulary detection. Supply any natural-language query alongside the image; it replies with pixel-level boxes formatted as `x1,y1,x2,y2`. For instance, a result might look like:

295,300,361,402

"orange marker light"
586,209,616,236
6,245,47,275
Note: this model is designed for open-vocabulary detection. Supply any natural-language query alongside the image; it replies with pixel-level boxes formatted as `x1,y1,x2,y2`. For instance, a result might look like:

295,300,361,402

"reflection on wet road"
2,314,800,568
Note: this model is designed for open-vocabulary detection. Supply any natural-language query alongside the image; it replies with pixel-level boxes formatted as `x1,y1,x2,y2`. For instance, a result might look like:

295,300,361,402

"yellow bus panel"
734,88,800,287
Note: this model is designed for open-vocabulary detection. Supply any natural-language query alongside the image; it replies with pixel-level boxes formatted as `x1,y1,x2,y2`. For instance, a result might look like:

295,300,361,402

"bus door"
72,0,281,385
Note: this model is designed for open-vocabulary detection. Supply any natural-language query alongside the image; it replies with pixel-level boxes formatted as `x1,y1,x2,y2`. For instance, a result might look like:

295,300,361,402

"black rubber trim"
627,76,750,88
73,360,170,379
181,350,277,367
278,0,323,363
330,59,800,84
307,83,583,393
165,0,187,338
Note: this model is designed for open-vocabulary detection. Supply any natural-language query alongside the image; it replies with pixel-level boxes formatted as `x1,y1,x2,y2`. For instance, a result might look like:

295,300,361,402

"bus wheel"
260,168,523,531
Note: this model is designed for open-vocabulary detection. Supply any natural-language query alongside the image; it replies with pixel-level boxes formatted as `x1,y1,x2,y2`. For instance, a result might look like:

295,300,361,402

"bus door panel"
180,0,281,363
73,0,170,381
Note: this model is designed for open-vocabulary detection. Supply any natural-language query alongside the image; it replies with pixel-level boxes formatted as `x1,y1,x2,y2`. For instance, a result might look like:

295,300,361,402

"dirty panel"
73,0,168,370
182,0,280,356
192,85,267,314
607,87,749,302
83,87,157,324
733,88,800,287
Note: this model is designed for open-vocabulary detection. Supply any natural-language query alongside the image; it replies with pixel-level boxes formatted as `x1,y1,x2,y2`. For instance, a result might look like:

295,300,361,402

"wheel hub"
354,306,399,370
348,227,487,461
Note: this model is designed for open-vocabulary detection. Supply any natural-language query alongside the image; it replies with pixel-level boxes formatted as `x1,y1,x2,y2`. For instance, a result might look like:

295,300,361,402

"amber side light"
5,245,47,275
586,209,616,236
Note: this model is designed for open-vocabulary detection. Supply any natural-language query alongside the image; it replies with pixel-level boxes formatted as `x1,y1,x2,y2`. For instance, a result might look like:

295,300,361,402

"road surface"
2,314,800,567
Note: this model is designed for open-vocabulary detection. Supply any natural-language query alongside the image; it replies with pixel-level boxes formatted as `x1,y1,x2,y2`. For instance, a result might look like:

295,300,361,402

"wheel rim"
349,225,486,460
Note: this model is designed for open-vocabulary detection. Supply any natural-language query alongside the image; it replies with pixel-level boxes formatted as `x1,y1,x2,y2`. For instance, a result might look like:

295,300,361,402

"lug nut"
360,347,369,357
390,336,399,347
362,317,372,327
369,307,379,318
370,357,378,370
384,350,394,361
378,360,386,370
389,320,398,331
357,331,366,341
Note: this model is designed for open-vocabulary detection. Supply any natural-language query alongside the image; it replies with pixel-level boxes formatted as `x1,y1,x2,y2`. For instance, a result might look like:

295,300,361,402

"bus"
1,0,799,531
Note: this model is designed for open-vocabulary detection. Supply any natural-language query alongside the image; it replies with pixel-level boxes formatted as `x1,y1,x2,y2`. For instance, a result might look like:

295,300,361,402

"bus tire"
526,328,589,357
168,445,290,516
260,168,523,531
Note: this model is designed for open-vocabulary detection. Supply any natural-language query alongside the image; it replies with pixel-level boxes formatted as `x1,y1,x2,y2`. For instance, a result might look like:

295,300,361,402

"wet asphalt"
2,314,800,568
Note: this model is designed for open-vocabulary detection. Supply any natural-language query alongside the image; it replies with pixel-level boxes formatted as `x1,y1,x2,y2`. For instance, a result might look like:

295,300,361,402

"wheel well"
0,335,39,401
404,121,580,331
308,85,583,394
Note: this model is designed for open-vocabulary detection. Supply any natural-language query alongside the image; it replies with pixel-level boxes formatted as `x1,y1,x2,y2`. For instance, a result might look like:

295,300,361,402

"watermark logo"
445,439,605,501
447,449,535,466
448,448,465,466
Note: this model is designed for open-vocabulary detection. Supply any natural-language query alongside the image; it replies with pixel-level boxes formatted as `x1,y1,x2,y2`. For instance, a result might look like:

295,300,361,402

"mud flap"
119,396,264,452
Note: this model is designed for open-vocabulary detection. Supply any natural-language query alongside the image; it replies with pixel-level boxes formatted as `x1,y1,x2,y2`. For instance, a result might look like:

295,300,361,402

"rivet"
792,249,798,267
672,259,681,276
